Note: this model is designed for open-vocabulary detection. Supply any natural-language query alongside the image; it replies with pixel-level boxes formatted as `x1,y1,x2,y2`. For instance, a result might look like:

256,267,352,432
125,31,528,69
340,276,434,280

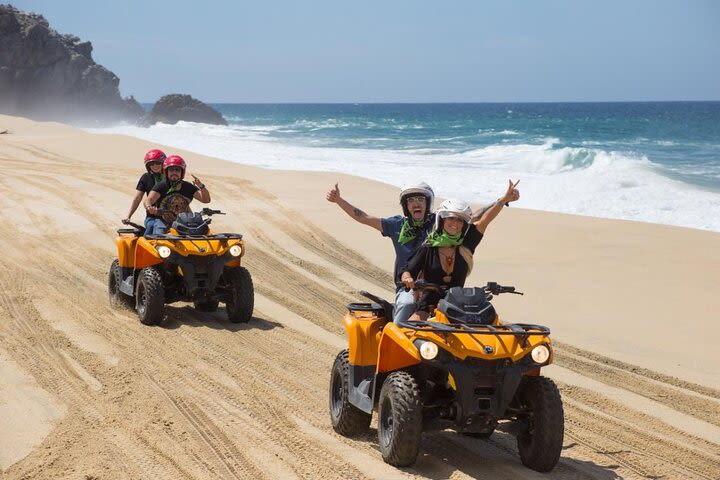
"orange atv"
329,281,564,472
108,208,254,325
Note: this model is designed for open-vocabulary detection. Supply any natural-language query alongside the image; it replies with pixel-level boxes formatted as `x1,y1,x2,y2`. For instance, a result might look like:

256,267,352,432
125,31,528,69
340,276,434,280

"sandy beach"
1,113,719,479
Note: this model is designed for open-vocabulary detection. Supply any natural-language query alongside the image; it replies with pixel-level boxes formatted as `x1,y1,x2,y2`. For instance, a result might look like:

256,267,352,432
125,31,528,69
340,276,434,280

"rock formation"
0,4,141,124
142,94,227,126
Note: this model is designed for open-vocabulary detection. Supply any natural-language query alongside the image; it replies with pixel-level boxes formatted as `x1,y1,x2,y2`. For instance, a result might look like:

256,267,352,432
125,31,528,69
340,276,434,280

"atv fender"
134,237,164,269
342,312,384,367
376,323,421,374
116,236,138,268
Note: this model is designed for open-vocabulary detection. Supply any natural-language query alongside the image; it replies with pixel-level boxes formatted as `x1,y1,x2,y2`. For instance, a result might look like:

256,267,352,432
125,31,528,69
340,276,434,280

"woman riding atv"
401,179,520,320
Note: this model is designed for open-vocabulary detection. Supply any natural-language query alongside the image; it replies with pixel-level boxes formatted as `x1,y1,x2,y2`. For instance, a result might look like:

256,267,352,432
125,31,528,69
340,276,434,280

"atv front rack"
144,233,244,241
397,319,551,337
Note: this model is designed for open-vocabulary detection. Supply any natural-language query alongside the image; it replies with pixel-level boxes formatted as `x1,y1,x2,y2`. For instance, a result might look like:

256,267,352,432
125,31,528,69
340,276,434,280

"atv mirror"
202,208,225,216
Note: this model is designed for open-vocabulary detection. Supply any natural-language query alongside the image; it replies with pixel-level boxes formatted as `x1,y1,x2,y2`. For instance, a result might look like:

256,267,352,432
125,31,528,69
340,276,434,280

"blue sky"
11,0,720,103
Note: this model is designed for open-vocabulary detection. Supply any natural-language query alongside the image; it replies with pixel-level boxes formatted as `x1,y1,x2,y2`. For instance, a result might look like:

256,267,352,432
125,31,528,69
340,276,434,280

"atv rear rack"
397,319,550,337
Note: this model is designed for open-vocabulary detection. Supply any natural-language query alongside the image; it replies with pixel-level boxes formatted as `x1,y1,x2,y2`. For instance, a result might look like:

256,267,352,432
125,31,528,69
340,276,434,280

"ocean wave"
87,122,720,232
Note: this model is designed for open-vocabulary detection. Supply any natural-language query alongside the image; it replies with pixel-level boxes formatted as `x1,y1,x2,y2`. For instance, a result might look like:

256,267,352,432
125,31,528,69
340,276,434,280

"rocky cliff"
0,4,140,124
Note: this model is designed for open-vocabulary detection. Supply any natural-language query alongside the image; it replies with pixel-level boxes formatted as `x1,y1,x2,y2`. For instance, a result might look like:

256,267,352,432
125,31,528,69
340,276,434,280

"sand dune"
1,114,719,479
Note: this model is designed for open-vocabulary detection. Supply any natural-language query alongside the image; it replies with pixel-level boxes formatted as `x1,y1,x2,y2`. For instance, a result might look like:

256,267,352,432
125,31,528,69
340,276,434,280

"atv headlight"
419,341,439,360
531,345,550,364
229,245,242,257
156,245,172,258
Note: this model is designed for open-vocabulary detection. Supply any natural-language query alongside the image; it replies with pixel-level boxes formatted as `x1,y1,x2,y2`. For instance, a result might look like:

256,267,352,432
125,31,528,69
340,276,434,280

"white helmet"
435,198,472,231
399,182,435,219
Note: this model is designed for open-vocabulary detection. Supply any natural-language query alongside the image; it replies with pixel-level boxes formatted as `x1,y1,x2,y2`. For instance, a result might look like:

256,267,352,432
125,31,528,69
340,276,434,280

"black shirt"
404,227,483,314
150,180,199,223
136,172,164,194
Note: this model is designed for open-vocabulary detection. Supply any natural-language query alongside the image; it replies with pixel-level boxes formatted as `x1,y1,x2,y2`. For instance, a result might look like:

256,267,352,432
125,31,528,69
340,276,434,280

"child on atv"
122,149,166,232
400,179,520,320
144,155,211,235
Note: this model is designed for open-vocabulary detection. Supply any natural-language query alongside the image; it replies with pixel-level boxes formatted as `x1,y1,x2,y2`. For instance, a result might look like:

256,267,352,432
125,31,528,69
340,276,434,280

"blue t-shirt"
381,213,436,283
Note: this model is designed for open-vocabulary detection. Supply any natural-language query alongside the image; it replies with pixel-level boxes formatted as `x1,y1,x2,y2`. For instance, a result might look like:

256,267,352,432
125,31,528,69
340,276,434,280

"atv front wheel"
377,371,423,467
194,300,219,312
515,376,564,472
136,267,165,326
329,350,371,436
108,259,132,309
225,267,254,323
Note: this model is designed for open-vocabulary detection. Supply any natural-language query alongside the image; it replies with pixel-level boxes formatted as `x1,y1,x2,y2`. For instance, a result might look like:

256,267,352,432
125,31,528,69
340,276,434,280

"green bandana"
398,218,427,245
153,173,163,185
427,229,463,247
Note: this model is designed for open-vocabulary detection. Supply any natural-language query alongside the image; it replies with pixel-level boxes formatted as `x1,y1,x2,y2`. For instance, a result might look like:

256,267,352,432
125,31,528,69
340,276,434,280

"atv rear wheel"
136,267,165,326
377,371,423,467
108,259,132,309
515,376,564,472
194,300,219,312
329,350,371,436
225,267,254,323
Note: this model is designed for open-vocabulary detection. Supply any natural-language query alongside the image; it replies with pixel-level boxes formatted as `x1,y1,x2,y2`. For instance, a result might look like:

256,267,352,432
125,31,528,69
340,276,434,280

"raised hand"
190,174,205,189
502,179,520,203
326,182,341,203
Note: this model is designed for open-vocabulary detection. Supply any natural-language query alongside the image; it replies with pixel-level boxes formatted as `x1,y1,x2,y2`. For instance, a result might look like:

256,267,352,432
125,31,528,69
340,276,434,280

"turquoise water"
213,102,720,190
101,102,720,231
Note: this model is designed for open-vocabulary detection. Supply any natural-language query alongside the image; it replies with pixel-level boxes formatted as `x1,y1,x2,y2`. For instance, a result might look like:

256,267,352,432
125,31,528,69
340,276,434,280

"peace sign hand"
502,179,520,204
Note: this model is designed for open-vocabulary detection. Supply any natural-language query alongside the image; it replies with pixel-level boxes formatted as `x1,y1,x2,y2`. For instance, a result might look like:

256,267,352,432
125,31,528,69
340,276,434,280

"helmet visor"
439,210,470,222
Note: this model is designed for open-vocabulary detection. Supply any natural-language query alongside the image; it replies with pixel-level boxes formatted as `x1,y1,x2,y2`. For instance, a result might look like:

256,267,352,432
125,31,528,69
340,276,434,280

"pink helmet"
143,149,166,172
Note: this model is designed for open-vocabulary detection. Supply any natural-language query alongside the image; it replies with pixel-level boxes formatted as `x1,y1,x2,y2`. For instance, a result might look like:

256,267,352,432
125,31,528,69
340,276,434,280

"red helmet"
143,149,166,172
163,155,186,179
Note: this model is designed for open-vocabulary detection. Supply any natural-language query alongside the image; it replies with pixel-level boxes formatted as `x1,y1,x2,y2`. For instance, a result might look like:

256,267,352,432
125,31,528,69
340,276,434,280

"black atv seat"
438,287,496,325
173,212,209,236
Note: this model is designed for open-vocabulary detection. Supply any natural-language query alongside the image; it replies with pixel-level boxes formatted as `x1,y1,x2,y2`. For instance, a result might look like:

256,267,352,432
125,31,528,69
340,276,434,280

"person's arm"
326,182,382,232
191,175,211,203
145,190,161,215
123,190,145,223
400,247,426,289
474,179,520,234
470,201,497,222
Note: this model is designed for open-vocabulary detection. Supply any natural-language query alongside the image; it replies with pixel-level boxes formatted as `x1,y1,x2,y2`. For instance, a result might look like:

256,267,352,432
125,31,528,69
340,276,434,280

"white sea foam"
90,122,720,232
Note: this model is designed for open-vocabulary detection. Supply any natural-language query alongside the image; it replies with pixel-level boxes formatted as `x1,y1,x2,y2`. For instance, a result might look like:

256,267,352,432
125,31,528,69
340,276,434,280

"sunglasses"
406,196,426,204
147,161,163,167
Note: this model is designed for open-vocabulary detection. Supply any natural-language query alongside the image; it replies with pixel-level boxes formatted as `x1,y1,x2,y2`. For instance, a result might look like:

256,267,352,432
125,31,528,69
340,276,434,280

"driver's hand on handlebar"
401,273,415,290
121,218,130,225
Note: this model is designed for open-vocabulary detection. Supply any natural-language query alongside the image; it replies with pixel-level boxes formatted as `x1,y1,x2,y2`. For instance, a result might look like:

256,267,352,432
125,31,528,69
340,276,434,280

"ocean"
91,102,720,232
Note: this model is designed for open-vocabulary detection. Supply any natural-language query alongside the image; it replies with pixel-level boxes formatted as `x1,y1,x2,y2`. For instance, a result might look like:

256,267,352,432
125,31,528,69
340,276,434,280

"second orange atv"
329,281,564,472
108,208,254,325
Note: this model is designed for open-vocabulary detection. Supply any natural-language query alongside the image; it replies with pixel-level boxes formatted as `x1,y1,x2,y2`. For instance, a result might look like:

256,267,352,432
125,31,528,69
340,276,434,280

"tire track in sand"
554,345,720,428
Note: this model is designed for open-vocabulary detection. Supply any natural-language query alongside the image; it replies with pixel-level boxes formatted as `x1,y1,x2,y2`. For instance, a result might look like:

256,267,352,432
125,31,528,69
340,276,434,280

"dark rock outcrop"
142,94,227,126
0,4,141,124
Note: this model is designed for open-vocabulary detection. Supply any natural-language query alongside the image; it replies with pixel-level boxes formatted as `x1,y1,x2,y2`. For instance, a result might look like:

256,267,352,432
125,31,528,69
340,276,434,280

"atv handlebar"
486,282,523,296
121,219,145,231
202,208,225,216
397,280,523,296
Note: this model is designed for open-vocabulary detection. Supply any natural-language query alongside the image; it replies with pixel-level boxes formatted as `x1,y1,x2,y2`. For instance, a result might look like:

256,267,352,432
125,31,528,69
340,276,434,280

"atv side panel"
342,305,385,366
376,323,421,373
